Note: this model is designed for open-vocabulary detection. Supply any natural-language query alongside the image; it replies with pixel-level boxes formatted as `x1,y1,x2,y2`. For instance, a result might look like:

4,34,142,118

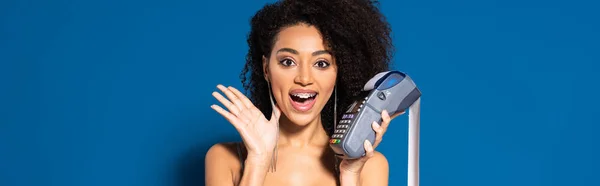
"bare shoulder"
206,142,240,159
206,142,244,167
360,151,389,185
364,151,389,169
205,142,244,185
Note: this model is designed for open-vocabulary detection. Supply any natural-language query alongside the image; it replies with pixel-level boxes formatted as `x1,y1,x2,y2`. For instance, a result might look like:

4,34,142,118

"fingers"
212,91,241,116
214,85,254,122
227,86,254,109
217,85,246,111
363,140,375,160
370,110,394,148
390,110,406,119
225,85,258,121
381,110,392,129
372,121,384,147
210,104,245,130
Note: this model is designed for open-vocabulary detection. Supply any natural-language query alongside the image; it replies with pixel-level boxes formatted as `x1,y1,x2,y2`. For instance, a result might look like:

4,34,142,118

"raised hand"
210,85,281,162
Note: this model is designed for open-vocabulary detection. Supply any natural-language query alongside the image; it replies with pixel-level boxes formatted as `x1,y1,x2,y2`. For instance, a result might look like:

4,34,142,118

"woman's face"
263,24,337,126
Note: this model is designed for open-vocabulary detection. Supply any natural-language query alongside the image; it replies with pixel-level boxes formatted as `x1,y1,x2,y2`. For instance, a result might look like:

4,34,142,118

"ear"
262,55,269,82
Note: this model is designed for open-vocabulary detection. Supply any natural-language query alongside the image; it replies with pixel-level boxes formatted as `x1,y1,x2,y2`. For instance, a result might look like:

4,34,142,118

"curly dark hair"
240,0,394,136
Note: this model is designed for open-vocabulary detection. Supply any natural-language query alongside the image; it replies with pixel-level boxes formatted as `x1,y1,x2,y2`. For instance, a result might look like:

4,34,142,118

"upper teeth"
292,93,316,98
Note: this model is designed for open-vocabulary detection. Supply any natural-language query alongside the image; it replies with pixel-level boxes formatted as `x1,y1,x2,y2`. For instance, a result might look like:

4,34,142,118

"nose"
294,65,314,86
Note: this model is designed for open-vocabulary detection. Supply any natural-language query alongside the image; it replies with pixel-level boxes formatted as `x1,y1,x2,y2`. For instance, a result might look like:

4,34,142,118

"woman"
206,0,402,185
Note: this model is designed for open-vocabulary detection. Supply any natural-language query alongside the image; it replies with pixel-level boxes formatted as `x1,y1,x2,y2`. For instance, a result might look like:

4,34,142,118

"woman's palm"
211,85,281,156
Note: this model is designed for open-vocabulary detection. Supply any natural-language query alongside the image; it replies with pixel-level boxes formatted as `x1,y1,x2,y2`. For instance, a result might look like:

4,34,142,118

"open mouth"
289,91,318,112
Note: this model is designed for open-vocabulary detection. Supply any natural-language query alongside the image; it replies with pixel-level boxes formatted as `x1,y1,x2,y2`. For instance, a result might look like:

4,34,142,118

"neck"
277,114,330,148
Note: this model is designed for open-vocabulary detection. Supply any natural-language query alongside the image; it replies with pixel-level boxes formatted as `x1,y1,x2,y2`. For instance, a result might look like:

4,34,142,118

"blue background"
1,0,599,185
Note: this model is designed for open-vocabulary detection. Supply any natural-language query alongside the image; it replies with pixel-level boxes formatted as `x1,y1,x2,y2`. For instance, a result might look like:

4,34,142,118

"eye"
314,60,330,68
279,58,296,67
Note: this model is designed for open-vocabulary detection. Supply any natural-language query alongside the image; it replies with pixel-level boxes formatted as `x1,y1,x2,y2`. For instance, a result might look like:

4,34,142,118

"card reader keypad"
330,97,369,144
330,113,356,143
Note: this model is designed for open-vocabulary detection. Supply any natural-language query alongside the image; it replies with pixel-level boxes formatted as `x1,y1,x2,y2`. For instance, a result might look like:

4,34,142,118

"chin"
284,112,319,126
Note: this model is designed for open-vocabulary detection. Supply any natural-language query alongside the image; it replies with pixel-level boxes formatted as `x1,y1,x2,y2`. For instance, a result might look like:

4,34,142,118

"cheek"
323,72,337,89
268,72,293,102
319,73,338,100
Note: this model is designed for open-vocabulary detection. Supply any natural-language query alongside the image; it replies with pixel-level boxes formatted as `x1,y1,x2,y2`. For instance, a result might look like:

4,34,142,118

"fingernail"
372,122,380,128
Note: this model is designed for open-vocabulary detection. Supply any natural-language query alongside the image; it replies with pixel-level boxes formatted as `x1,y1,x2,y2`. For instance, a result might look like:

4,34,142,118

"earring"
333,85,340,174
334,86,337,129
267,81,279,172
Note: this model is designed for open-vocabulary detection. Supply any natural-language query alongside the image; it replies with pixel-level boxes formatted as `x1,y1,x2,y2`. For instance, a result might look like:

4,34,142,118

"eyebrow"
276,48,331,56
